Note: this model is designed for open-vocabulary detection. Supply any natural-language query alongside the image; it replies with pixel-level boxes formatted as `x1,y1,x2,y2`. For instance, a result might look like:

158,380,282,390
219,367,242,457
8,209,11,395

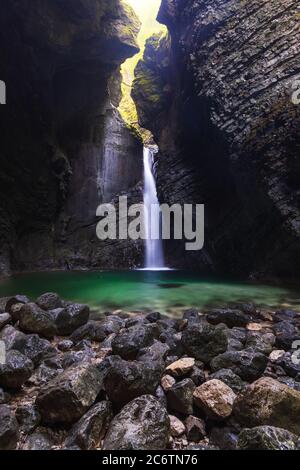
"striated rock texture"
133,0,300,279
0,0,143,275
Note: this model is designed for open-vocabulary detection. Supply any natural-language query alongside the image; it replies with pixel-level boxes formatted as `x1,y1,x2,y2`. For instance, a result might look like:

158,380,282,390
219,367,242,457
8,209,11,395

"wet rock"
57,340,74,352
181,322,228,364
167,379,196,416
273,321,300,351
65,401,113,450
238,426,298,450
36,363,103,424
0,325,27,351
233,377,300,435
16,404,41,433
246,332,275,355
71,318,124,343
22,334,57,367
22,428,55,450
104,357,163,409
210,427,238,450
55,304,90,336
207,309,251,328
211,349,268,382
166,357,195,378
161,374,176,392
103,395,170,450
19,303,56,339
0,313,11,331
0,405,19,450
170,415,185,437
193,380,236,421
185,416,206,442
36,293,62,311
112,324,158,360
0,350,34,389
209,369,246,394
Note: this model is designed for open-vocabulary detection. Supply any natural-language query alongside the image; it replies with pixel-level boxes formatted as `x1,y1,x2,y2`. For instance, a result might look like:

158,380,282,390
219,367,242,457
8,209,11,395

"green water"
0,271,299,317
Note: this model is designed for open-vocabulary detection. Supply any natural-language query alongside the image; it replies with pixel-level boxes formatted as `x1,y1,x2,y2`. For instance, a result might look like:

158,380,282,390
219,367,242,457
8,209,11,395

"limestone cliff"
133,0,300,279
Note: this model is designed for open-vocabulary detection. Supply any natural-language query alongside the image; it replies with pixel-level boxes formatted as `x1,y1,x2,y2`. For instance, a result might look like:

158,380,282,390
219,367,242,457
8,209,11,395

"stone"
245,331,275,355
104,356,163,409
269,350,285,362
36,363,103,424
0,325,27,351
155,385,167,408
183,309,201,325
209,369,246,394
9,303,25,323
169,415,185,437
166,357,195,377
103,395,170,450
276,352,300,378
193,379,236,421
55,303,90,336
159,328,183,356
2,296,29,314
0,350,34,389
28,362,63,387
207,309,251,328
57,340,74,352
185,416,206,442
161,374,176,392
112,324,158,360
19,303,56,339
0,313,11,331
16,404,41,433
189,365,206,386
71,318,124,343
65,401,113,450
167,379,196,416
137,341,170,363
210,427,239,450
238,426,298,451
181,322,228,364
22,334,57,367
0,405,19,450
36,292,62,311
273,321,300,351
233,377,300,435
211,349,268,382
0,388,10,405
22,428,54,450
274,310,300,324
146,312,161,323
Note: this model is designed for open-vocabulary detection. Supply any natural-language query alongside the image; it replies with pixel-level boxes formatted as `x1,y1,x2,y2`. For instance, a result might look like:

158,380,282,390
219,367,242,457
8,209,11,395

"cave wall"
0,0,144,275
133,0,300,279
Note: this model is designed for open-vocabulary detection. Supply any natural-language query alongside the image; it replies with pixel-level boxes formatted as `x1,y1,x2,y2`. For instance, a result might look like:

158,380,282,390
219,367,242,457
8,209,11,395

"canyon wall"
0,0,144,275
133,0,300,279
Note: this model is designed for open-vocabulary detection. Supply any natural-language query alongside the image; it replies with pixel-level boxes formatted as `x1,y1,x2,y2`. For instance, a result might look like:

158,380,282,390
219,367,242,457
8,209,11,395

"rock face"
103,395,170,450
0,0,143,276
132,0,300,279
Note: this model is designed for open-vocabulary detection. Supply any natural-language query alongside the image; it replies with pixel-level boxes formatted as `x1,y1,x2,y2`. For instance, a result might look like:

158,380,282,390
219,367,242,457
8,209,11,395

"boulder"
169,415,185,437
182,309,201,325
193,379,236,421
137,341,169,363
16,404,41,433
0,350,34,389
22,334,57,367
159,328,184,356
103,395,170,450
189,365,206,386
209,369,246,394
36,363,103,424
57,340,74,352
245,331,275,355
211,349,268,382
0,313,11,331
36,293,62,311
167,379,196,416
185,416,206,442
166,358,195,378
112,324,158,360
181,322,228,363
233,377,300,435
0,325,27,351
22,428,55,450
207,309,251,328
273,321,300,351
70,318,123,343
65,401,113,450
55,304,90,336
276,352,300,378
210,427,239,450
238,426,298,450
0,387,10,405
0,405,19,450
19,303,56,339
0,296,29,314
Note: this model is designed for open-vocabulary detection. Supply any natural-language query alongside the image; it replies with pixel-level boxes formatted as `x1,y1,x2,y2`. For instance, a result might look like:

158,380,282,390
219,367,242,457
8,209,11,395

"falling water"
143,147,165,270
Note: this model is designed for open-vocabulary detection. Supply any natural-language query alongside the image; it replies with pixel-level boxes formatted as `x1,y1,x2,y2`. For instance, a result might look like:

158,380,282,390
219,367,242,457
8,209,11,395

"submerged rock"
103,395,170,450
238,426,298,451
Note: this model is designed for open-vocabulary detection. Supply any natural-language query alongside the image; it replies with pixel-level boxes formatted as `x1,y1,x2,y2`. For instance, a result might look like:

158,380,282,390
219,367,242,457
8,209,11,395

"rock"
28,362,63,387
137,341,170,363
146,312,161,323
22,334,57,367
0,350,34,389
55,304,90,336
211,349,268,382
159,328,184,356
276,352,300,378
181,322,228,364
19,303,56,339
246,332,275,355
185,416,206,442
0,313,11,331
1,296,29,314
167,379,196,416
161,374,176,392
274,310,300,324
166,357,195,377
65,401,113,450
233,377,300,435
273,321,300,351
57,340,74,352
16,404,41,433
36,363,103,424
155,385,167,408
210,427,238,450
36,293,62,311
193,380,236,421
209,369,246,394
112,324,158,360
9,303,25,323
0,405,19,450
104,357,163,409
22,428,55,450
169,415,185,437
189,365,206,386
71,318,123,343
238,426,298,450
207,309,251,328
183,309,201,325
103,395,170,450
269,350,286,362
0,325,27,351
0,388,10,404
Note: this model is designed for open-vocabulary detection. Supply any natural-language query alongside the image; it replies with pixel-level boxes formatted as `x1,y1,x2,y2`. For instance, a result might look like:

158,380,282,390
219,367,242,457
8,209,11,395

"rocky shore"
0,294,300,450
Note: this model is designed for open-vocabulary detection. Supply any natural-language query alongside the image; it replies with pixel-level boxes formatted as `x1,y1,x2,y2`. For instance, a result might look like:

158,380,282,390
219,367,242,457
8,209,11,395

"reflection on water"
0,270,299,317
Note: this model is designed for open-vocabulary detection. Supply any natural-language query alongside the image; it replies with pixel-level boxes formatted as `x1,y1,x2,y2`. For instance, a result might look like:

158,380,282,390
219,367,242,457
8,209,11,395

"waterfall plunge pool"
0,270,299,318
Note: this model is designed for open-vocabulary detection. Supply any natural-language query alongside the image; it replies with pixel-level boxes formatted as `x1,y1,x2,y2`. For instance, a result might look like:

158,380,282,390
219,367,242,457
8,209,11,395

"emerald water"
0,271,299,317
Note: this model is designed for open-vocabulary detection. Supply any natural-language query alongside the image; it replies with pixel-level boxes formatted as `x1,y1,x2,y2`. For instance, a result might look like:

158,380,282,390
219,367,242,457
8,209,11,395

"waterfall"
143,147,165,270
